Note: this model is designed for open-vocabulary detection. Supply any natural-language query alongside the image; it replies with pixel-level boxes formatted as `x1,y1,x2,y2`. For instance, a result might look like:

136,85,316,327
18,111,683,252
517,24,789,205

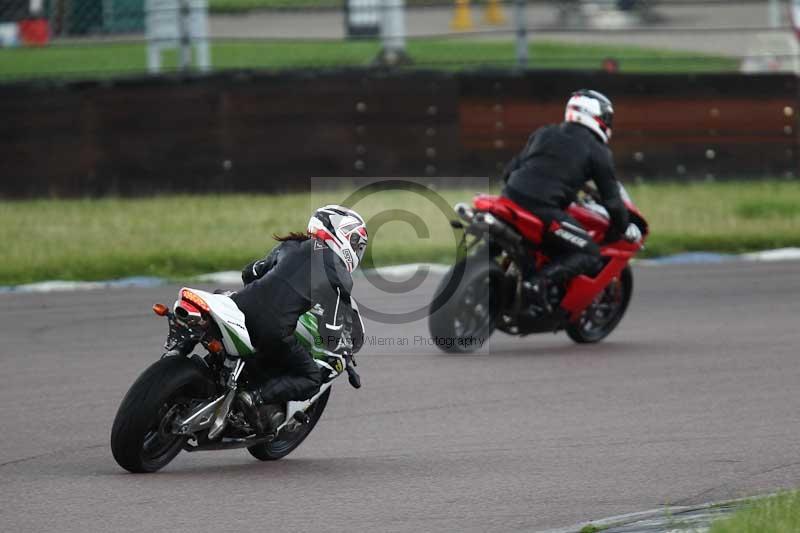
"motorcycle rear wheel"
566,266,633,344
110,356,215,473
427,258,504,354
247,388,331,461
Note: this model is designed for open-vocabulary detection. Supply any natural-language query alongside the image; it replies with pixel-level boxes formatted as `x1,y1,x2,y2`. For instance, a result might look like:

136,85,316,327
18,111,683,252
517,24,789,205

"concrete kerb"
536,493,776,533
2,249,800,293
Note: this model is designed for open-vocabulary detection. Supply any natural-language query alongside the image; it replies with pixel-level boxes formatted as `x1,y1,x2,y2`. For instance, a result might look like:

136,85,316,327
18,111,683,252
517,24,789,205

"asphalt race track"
1,261,799,532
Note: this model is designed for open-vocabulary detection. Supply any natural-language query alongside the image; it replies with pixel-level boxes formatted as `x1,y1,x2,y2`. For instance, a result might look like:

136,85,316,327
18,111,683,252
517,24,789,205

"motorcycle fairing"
181,288,256,357
566,203,614,243
560,250,632,321
294,309,346,380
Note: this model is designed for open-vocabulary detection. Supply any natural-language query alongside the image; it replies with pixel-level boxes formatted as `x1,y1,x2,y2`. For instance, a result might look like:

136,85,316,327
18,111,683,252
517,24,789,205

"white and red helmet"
565,89,614,144
308,205,368,273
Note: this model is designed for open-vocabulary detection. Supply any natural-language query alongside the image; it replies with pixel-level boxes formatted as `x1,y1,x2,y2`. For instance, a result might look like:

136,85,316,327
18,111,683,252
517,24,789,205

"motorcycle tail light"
152,303,169,316
181,289,210,313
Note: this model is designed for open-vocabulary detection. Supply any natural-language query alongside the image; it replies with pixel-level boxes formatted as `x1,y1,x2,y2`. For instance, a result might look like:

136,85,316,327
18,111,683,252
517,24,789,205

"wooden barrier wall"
1,69,796,197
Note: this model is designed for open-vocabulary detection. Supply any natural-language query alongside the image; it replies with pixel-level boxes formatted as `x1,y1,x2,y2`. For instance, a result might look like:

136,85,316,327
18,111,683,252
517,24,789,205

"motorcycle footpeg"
293,411,310,425
346,365,362,389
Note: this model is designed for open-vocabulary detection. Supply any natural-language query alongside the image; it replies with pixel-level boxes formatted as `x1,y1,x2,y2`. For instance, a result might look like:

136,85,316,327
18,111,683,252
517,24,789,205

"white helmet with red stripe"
565,89,614,144
308,205,368,273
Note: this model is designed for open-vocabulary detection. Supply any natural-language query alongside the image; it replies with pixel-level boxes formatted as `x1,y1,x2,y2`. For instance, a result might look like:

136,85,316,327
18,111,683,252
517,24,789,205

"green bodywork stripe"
298,313,318,332
223,324,254,356
295,312,326,360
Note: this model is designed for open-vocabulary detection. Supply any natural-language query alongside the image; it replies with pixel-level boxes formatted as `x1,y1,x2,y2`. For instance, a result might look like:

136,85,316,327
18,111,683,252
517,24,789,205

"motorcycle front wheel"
247,388,331,461
566,266,633,344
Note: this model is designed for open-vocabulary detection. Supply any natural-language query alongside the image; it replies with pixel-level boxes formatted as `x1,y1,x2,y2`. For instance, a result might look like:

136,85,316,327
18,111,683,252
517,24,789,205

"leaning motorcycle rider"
231,205,368,435
500,89,642,311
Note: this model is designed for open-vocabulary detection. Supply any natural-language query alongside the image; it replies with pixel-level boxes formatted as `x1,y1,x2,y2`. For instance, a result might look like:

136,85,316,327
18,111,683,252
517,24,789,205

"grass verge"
209,0,340,10
205,0,545,14
710,492,800,533
2,181,799,285
0,39,737,81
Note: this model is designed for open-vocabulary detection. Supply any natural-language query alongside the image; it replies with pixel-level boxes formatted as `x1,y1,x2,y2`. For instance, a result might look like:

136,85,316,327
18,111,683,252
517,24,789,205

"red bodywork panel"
471,194,647,321
566,204,612,243
568,200,649,244
560,251,632,320
473,194,545,244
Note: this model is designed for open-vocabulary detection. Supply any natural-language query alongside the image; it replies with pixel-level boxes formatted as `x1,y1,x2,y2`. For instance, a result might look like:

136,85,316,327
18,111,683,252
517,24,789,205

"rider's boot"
523,276,552,315
525,260,578,315
536,255,602,325
236,389,285,436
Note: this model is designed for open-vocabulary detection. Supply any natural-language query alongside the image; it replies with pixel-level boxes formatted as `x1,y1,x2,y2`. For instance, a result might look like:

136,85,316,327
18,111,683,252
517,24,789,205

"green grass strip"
209,0,341,10
204,0,586,14
206,0,487,13
2,181,800,285
710,492,800,533
0,39,737,81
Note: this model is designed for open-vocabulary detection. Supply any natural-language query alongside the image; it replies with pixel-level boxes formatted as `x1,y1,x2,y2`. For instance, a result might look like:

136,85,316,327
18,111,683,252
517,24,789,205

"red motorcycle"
428,184,649,353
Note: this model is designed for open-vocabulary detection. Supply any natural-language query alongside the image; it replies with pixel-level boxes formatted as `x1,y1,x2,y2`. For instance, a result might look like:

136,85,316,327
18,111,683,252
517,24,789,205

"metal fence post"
376,0,410,65
190,0,211,72
514,0,527,69
768,0,781,28
179,0,191,72
384,0,406,52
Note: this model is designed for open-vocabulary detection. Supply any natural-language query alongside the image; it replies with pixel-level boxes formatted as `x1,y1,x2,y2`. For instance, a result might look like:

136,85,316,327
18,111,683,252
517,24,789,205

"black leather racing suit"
232,237,364,404
501,122,630,287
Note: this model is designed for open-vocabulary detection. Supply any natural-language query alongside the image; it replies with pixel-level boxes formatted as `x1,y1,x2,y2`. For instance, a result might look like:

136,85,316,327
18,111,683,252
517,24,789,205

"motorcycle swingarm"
171,391,232,438
173,358,244,440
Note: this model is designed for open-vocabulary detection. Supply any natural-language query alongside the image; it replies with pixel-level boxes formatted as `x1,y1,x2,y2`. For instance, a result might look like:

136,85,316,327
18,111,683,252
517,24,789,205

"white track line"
3,250,800,293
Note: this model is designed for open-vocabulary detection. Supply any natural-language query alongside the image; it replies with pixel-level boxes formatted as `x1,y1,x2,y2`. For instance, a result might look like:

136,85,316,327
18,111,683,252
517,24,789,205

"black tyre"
110,356,216,473
247,388,331,461
427,258,504,354
566,266,633,344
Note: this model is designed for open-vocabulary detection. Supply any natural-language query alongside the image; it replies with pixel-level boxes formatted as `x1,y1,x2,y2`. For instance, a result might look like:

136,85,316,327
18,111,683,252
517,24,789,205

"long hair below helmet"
273,232,310,242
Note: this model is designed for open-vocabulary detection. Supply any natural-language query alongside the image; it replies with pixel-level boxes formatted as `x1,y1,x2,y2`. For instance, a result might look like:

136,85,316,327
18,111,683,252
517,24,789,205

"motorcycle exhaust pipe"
184,434,275,452
456,204,523,247
174,303,203,322
473,212,523,246
454,202,474,222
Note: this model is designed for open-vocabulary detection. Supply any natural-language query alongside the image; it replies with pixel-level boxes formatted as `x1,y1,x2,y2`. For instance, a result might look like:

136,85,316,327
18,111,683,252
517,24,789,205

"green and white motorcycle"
110,287,361,473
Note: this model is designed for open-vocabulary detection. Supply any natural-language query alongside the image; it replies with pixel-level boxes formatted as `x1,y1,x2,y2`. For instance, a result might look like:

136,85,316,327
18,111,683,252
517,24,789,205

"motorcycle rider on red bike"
500,89,642,312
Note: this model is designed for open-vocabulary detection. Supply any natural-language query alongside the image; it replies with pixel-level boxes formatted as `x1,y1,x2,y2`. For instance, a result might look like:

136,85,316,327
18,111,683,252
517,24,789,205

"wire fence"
0,0,798,80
